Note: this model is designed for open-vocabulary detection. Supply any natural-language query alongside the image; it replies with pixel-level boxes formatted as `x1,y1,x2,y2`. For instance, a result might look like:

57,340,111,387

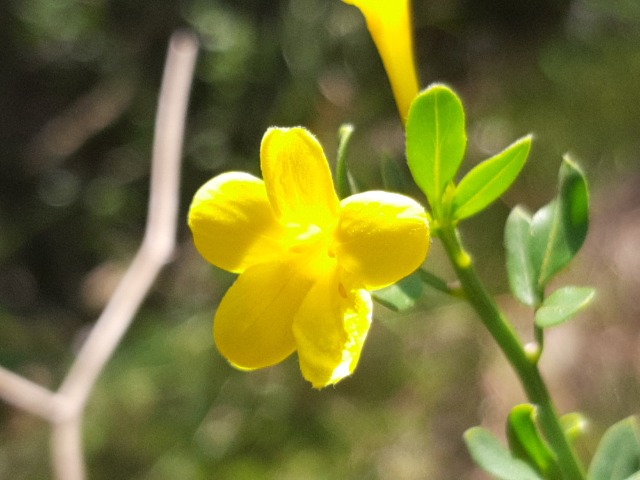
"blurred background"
1,0,639,478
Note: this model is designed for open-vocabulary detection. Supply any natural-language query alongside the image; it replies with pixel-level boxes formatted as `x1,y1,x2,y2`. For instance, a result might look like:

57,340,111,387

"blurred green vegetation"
1,0,640,478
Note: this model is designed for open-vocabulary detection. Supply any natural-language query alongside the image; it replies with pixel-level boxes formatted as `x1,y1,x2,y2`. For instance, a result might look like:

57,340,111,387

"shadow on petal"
293,266,372,388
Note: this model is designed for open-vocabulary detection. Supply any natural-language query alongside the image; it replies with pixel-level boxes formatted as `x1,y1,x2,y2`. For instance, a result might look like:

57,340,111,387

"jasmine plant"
188,1,640,478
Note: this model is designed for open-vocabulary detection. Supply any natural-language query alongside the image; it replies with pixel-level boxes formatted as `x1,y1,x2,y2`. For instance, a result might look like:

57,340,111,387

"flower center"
286,223,340,277
288,223,324,254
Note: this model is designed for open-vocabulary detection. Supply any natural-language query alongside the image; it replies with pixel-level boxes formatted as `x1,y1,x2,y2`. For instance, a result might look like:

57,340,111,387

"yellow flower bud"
343,0,420,122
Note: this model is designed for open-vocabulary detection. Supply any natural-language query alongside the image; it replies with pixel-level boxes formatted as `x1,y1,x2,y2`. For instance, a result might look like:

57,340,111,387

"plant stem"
439,226,585,480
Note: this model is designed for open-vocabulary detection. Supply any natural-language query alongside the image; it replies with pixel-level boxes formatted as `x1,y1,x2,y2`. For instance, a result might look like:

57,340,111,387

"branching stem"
439,225,585,480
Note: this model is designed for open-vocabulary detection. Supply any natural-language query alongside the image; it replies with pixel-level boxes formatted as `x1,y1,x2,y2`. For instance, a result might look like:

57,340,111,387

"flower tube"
343,0,420,122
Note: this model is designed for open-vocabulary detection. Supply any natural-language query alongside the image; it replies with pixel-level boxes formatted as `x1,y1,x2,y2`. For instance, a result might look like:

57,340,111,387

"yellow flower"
343,0,420,122
188,127,430,388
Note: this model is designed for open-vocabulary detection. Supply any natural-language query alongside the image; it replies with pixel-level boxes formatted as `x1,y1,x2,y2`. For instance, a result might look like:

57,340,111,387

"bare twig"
0,367,65,421
0,30,198,480
51,419,85,480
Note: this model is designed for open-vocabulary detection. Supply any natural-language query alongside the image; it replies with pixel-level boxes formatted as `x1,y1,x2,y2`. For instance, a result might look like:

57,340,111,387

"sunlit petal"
188,172,294,273
343,0,419,122
333,191,430,290
214,259,316,370
293,266,372,388
261,127,340,229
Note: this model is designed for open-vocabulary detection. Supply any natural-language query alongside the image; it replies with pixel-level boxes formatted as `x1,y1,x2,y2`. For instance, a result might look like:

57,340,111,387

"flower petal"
343,0,419,122
333,191,430,290
293,267,372,388
188,172,294,273
214,259,315,370
260,127,340,229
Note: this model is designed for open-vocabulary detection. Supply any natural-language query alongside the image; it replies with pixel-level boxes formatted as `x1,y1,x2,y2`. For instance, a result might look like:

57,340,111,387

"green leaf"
418,269,458,296
464,427,544,480
336,123,356,199
452,135,532,221
506,404,561,478
558,155,589,253
372,271,423,312
381,154,407,193
535,286,596,328
588,416,640,480
406,84,466,207
529,200,555,285
505,206,541,307
530,156,590,288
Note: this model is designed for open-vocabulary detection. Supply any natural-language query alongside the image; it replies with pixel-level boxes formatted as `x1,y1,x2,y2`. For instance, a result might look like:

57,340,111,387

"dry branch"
0,30,199,480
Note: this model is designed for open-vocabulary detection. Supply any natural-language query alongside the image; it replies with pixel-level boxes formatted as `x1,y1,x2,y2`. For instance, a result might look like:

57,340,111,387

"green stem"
439,226,585,480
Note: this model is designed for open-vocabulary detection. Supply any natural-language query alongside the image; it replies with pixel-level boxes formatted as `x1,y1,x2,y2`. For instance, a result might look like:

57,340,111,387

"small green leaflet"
530,156,589,289
464,426,544,480
452,135,532,221
505,206,541,307
535,286,596,328
505,156,591,310
373,271,423,312
335,123,356,199
406,84,466,208
588,416,640,480
507,404,562,478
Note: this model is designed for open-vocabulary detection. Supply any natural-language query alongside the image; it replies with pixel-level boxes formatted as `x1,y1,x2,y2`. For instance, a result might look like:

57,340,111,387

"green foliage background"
1,0,639,478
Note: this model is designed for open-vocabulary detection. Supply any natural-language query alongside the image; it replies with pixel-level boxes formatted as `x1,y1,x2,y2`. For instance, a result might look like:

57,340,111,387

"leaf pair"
406,84,531,222
465,404,586,480
466,397,640,480
505,157,594,328
464,405,554,480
